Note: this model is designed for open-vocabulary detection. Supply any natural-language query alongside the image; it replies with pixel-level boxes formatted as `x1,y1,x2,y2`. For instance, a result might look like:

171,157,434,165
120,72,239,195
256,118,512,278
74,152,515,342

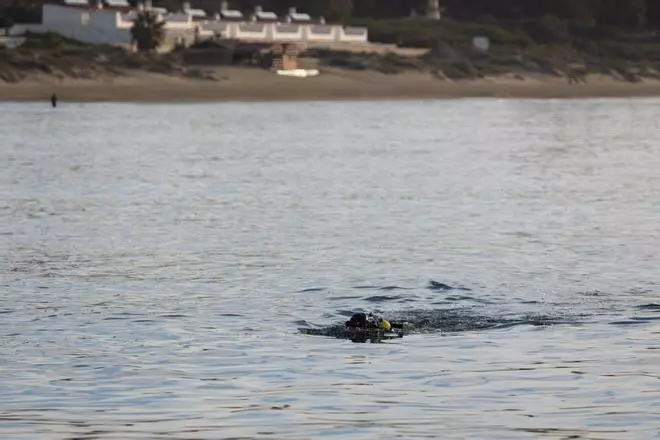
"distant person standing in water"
50,93,57,108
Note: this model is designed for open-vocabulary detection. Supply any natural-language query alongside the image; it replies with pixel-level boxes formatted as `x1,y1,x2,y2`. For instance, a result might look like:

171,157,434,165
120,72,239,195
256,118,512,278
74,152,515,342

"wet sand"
2,67,660,102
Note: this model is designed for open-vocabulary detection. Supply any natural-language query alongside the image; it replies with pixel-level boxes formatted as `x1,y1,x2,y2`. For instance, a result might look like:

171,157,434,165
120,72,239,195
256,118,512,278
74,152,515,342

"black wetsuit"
345,312,378,329
345,313,404,342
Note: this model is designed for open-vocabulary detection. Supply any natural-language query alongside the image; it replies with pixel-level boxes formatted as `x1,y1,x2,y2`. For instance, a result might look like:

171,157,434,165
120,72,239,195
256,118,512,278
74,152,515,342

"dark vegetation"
130,10,166,52
0,31,224,82
174,0,658,29
334,15,660,80
3,0,660,30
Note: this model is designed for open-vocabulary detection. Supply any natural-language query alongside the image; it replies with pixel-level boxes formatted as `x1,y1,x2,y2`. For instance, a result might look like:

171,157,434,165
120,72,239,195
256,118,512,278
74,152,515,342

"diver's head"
345,312,368,328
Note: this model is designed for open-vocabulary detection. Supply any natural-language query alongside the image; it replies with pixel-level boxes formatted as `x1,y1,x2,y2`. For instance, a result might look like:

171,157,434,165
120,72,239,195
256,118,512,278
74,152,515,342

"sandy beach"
2,67,660,102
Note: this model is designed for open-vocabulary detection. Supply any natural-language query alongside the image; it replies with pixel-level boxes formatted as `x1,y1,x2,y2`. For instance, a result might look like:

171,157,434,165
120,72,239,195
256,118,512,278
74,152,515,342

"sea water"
1,98,660,439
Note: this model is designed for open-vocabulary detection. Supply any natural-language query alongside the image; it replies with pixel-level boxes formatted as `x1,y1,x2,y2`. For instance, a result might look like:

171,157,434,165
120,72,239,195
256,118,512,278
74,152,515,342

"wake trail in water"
298,307,582,340
296,280,599,341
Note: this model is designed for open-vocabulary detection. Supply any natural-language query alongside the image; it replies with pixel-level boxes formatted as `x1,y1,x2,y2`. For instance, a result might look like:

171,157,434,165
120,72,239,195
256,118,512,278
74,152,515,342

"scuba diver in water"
344,312,405,343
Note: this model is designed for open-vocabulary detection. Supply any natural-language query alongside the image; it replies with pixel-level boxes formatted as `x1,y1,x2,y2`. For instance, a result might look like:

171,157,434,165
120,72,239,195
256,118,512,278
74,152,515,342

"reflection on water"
1,98,660,439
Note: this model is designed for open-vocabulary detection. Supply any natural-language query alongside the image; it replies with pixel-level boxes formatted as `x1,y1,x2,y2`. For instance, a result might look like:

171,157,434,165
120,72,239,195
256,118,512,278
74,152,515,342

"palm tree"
130,10,166,52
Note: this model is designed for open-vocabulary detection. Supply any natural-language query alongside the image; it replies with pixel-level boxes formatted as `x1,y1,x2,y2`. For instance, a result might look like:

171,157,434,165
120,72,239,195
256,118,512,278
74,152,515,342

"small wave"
297,287,326,293
631,316,660,322
363,295,406,302
445,295,493,304
578,290,608,297
352,285,411,291
611,316,660,325
328,295,362,301
609,320,649,326
427,280,472,291
637,303,660,311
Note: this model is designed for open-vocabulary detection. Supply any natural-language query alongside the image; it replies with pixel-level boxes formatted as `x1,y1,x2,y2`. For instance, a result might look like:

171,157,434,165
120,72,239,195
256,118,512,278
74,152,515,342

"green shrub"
349,18,460,48
569,24,622,41
21,31,86,49
523,14,571,45
475,15,500,27
466,23,534,47
573,39,600,56
596,41,660,62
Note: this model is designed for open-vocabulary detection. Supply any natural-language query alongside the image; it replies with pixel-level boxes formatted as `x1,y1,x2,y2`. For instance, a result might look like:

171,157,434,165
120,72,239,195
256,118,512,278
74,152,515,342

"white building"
10,0,369,48
426,0,441,20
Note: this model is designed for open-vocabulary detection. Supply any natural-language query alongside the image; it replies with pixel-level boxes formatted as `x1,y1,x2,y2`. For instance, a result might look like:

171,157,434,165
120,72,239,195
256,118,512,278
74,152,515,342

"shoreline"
2,68,660,102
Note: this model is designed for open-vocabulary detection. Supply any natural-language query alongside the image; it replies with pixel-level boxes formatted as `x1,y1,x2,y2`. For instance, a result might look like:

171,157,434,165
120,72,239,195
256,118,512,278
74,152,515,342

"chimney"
220,0,228,12
426,0,441,20
182,1,190,10
254,5,262,14
288,7,296,16
144,0,152,9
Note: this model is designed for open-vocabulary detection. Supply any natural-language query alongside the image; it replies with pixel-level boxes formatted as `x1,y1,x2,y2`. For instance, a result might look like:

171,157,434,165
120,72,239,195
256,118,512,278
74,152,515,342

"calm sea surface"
1,98,660,440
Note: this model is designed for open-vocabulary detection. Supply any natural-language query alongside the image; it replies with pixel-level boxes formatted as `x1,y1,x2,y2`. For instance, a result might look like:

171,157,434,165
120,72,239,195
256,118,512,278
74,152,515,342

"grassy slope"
4,21,660,84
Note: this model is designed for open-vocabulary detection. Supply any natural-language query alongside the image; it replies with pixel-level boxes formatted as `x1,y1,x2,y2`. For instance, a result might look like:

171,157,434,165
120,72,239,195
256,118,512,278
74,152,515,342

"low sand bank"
2,67,660,102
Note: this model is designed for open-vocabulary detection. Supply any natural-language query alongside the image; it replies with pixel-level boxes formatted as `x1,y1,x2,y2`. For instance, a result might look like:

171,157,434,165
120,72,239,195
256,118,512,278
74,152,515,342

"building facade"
9,0,369,48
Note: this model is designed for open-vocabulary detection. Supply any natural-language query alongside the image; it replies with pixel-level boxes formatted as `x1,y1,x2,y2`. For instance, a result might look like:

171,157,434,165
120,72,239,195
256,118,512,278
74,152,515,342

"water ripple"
3,99,660,439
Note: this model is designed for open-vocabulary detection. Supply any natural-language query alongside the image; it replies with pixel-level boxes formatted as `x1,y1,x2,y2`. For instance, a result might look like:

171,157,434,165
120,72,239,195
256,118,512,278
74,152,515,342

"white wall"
339,26,368,43
235,23,267,41
10,24,45,36
41,4,131,45
165,12,192,29
117,14,134,29
272,24,302,41
201,21,229,37
306,24,337,42
473,36,490,52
